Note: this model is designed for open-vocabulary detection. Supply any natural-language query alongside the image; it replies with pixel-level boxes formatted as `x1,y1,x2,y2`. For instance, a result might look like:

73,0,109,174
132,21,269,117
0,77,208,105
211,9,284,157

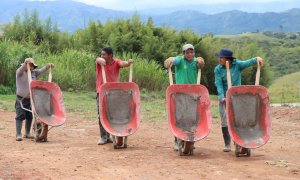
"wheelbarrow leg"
123,136,128,148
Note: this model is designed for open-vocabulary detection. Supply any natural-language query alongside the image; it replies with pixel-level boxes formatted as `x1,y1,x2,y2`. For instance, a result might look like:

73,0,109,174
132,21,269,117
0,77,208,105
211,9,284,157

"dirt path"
0,106,300,179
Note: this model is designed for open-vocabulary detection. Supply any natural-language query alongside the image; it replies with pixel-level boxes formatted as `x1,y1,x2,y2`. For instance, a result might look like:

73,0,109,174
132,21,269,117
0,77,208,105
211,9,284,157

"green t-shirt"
173,56,198,84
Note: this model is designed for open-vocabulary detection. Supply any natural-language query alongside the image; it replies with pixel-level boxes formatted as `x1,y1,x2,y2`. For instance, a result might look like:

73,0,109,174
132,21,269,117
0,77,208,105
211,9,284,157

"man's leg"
23,98,34,139
15,97,24,141
97,94,108,145
219,103,231,152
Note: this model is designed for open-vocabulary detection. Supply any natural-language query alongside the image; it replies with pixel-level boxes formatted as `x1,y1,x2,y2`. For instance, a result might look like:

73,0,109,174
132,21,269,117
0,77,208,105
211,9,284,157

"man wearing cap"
15,58,54,141
164,43,205,150
95,47,134,145
214,48,264,152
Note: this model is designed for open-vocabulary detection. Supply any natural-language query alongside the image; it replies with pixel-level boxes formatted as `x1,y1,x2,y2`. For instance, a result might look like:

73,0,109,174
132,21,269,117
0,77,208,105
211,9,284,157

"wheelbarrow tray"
166,84,212,142
99,82,140,137
30,80,66,127
226,85,271,148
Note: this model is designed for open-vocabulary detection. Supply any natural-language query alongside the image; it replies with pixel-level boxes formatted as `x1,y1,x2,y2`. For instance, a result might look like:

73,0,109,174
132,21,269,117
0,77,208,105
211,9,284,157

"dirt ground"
0,106,300,180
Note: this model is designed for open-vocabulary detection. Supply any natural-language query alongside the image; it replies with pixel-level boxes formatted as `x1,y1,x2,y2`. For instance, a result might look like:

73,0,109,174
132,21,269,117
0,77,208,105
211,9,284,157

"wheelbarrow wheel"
116,136,123,147
183,141,194,155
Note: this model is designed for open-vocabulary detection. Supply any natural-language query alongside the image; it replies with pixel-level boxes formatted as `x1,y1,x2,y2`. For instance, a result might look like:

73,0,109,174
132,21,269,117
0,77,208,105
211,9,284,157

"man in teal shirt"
164,44,205,150
214,48,264,152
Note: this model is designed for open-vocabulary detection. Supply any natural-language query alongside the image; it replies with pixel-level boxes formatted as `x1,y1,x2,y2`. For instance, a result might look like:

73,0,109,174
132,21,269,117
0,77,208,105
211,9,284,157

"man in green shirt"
164,44,205,150
214,48,264,152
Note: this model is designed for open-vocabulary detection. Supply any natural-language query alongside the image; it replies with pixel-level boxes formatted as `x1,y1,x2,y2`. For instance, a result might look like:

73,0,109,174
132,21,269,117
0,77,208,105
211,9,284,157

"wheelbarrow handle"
197,68,201,85
226,61,232,89
48,66,52,82
27,63,36,131
101,64,107,83
129,63,133,82
255,60,261,86
168,66,173,85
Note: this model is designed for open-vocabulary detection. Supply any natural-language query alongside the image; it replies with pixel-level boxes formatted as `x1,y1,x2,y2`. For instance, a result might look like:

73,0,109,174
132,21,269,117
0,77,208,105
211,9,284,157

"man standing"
164,44,205,150
214,48,264,152
15,58,54,141
96,47,133,145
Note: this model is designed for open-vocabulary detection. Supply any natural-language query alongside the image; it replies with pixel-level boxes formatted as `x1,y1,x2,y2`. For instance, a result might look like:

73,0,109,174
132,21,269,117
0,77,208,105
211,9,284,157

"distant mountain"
0,0,299,34
139,1,300,15
151,9,300,34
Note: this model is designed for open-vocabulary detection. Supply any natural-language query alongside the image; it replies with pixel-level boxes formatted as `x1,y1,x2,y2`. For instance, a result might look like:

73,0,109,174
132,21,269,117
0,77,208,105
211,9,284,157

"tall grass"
118,52,168,91
0,41,168,92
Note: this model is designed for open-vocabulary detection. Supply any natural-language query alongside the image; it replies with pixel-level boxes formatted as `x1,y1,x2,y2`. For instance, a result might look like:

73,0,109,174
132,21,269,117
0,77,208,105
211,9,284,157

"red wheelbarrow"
21,64,66,142
166,67,212,156
98,64,140,149
225,61,271,157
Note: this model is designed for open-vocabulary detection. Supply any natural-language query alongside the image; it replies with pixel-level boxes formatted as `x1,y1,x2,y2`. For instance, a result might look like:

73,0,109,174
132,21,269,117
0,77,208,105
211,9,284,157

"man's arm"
238,57,264,70
164,57,180,68
119,59,134,68
35,64,54,77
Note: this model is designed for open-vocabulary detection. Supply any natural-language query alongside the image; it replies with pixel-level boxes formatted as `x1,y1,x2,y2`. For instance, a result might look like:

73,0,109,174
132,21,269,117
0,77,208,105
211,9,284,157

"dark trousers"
15,95,33,136
96,93,110,139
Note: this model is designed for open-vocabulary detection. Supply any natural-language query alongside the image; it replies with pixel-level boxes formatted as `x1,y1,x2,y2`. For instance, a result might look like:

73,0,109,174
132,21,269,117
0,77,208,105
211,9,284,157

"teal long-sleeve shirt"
214,58,257,100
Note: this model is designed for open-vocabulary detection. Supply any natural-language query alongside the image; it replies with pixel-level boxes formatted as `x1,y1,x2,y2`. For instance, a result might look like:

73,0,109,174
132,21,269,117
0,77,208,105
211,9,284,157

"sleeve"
214,67,225,100
172,56,181,66
238,58,257,71
35,66,48,77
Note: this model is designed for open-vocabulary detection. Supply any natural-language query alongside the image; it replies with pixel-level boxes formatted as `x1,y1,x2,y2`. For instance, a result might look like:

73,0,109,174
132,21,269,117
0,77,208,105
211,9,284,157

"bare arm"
119,59,134,68
35,64,54,77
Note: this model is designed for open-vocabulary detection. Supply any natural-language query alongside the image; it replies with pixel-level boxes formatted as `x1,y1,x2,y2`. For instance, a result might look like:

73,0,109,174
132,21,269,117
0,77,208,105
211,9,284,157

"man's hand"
128,59,134,64
220,98,226,104
24,58,34,64
196,57,205,68
96,57,106,65
47,63,55,69
164,57,174,68
256,57,264,66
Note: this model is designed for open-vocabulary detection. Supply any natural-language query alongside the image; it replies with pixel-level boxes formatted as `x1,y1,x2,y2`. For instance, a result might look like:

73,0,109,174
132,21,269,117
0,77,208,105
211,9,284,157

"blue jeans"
218,102,228,127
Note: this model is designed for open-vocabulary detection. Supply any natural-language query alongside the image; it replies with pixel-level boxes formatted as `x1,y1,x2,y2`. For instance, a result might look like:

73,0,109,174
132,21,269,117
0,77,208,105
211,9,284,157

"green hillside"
215,32,300,78
269,71,300,103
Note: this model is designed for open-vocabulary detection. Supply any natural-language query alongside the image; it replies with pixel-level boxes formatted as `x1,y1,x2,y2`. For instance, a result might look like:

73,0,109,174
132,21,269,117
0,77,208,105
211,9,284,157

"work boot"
24,119,34,139
97,137,107,145
173,137,179,151
16,120,23,141
222,127,231,152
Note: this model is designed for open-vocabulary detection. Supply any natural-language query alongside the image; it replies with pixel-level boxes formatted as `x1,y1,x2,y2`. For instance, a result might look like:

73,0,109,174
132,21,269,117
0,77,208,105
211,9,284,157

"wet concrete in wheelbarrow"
0,104,300,179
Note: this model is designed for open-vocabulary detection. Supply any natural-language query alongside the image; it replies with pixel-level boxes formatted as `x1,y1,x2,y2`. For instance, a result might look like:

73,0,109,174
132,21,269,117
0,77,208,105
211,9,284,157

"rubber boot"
24,119,34,139
16,120,23,141
222,127,231,152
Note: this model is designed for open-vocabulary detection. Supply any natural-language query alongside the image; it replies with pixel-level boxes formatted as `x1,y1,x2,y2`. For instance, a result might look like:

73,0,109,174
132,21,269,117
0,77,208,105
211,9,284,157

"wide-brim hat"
20,61,38,69
215,48,235,59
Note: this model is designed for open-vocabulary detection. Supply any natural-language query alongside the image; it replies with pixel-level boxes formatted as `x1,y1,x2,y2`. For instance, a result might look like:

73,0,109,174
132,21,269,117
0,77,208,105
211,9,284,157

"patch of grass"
269,71,300,103
62,91,98,120
0,94,15,111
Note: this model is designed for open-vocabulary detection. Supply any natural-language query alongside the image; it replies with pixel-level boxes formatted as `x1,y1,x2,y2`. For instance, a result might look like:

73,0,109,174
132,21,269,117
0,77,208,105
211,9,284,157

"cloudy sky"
72,0,298,10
